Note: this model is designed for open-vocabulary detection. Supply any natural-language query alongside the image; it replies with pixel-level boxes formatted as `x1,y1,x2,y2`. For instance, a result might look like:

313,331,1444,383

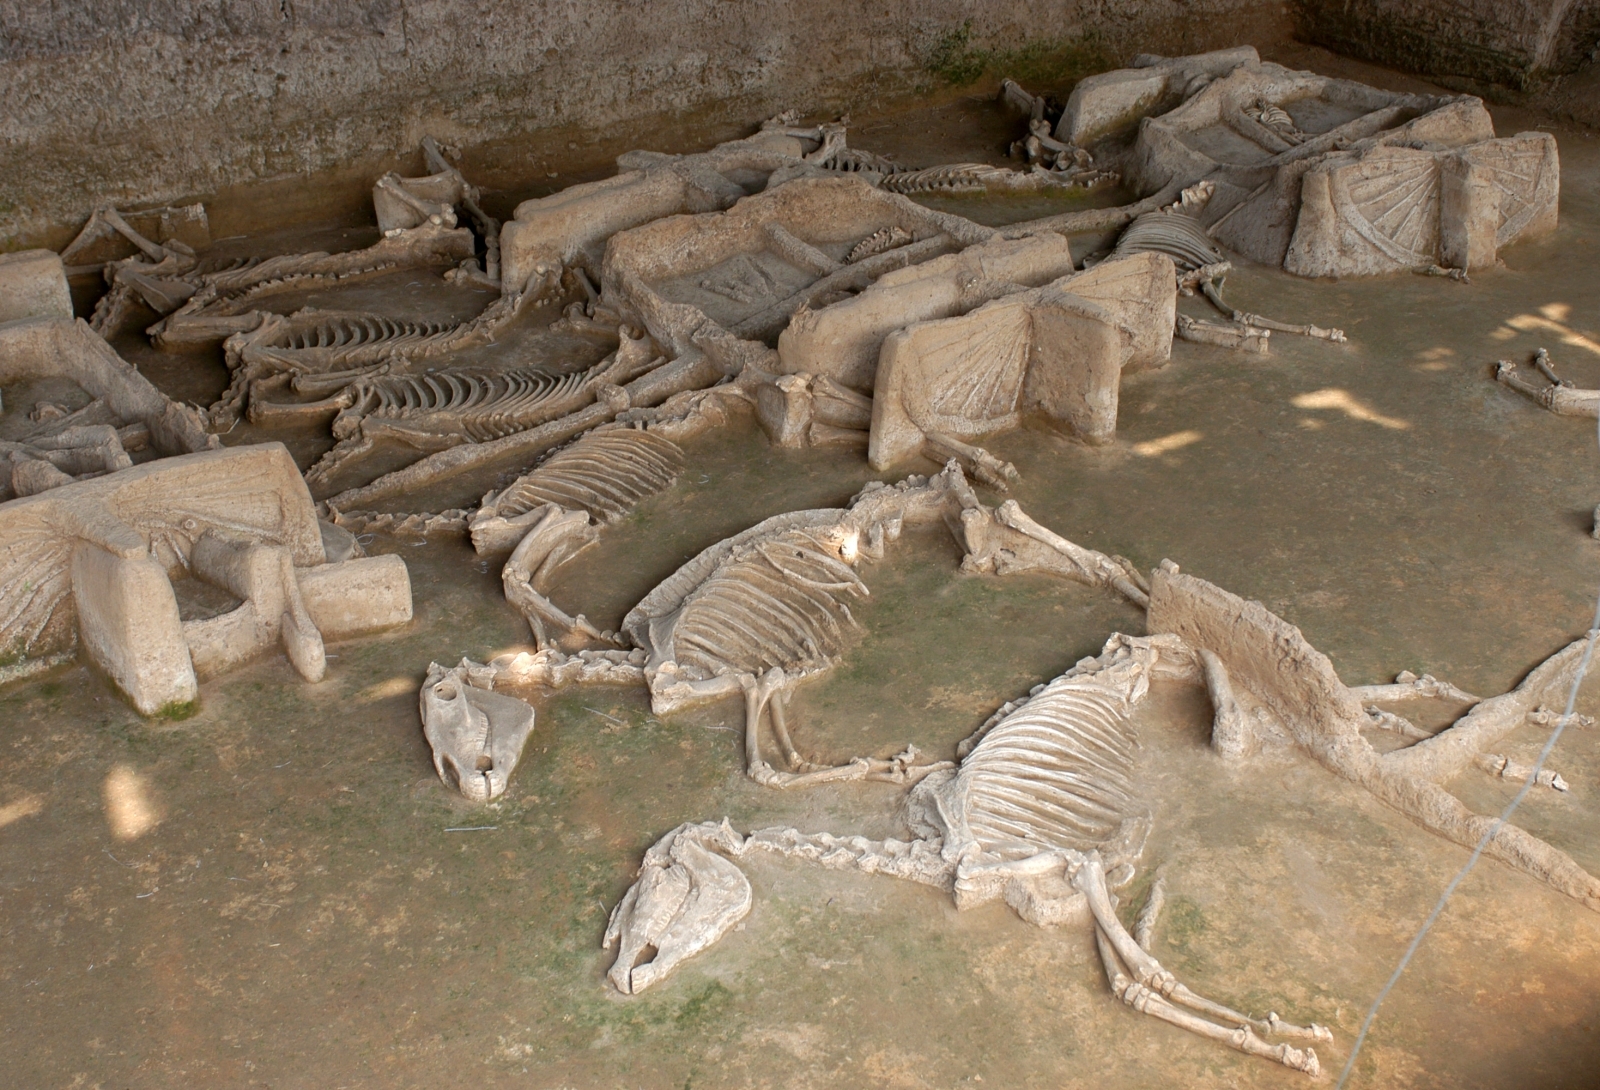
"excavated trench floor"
3,44,1599,1090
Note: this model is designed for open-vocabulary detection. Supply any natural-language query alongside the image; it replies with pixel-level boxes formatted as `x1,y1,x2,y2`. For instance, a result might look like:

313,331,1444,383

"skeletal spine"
846,226,913,263
879,163,1008,194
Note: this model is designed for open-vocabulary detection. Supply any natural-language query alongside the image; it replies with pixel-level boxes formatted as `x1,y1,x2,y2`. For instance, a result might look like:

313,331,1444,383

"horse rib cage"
672,529,868,681
957,671,1142,860
339,367,590,442
486,431,686,524
1112,211,1226,271
279,314,457,352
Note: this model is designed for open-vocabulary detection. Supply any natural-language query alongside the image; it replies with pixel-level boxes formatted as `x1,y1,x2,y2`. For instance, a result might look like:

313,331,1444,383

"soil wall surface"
1293,0,1600,89
0,0,1288,244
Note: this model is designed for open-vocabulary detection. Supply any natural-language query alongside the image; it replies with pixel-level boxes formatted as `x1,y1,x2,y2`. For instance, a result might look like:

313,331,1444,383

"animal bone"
1111,205,1344,344
1420,264,1471,283
295,353,656,493
620,466,1002,788
1366,706,1433,741
327,506,470,538
470,428,686,554
603,820,753,994
416,648,648,800
317,349,724,513
999,78,1048,122
1349,670,1479,705
499,504,613,650
59,203,208,272
846,225,913,263
419,660,538,801
1148,565,1600,911
1477,753,1569,791
605,631,1329,1074
878,163,1023,195
1495,350,1600,417
955,499,1150,606
1175,313,1270,353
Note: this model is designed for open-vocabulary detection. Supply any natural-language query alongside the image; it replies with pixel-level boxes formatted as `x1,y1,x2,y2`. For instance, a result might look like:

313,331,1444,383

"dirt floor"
3,43,1600,1090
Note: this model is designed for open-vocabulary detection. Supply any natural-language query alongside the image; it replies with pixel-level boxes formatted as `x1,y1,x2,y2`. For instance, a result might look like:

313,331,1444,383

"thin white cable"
1336,368,1600,1088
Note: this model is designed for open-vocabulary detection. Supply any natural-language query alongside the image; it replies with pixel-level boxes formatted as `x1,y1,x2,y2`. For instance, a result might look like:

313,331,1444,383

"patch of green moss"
924,21,1113,90
153,698,200,721
1157,894,1213,975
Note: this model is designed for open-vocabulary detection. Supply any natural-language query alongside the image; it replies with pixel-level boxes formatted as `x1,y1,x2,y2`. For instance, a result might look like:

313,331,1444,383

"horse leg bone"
1093,930,1322,1076
766,688,808,769
1232,311,1346,343
922,432,1019,491
1075,856,1331,1041
1199,649,1253,758
743,683,954,788
761,685,934,777
1198,279,1345,343
738,668,783,778
1477,753,1569,791
1532,348,1571,387
501,505,614,650
1366,706,1434,741
1494,360,1600,416
1350,672,1480,705
376,174,457,228
1175,314,1270,353
733,671,933,789
98,206,170,262
247,389,354,425
1527,706,1595,729
752,747,954,790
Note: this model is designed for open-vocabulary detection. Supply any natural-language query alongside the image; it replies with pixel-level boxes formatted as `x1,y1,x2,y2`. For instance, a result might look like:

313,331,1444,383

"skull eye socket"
475,755,494,772
433,681,458,700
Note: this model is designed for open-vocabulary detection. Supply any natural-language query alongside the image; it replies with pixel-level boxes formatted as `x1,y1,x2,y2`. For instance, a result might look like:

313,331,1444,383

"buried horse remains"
2,43,1591,1084
597,506,1598,1073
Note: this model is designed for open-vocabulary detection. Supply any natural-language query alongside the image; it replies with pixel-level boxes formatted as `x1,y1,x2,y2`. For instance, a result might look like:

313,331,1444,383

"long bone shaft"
1198,279,1345,343
1092,930,1323,1076
737,667,952,789
1074,856,1331,1042
1495,358,1600,417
